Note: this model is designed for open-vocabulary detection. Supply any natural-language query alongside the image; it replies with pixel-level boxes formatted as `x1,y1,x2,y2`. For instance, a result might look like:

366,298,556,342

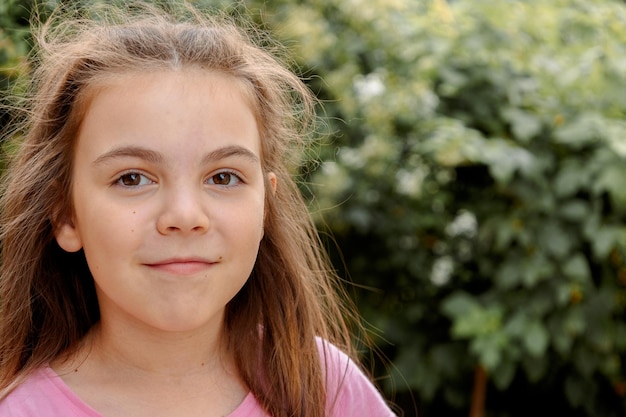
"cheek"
228,199,266,242
76,207,142,258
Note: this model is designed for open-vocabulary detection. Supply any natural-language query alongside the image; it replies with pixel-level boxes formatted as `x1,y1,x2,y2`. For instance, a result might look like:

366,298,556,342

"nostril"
155,191,211,235
157,211,210,235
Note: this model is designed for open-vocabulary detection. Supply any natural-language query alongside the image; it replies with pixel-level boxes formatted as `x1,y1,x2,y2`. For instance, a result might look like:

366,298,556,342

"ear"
267,172,277,195
54,219,83,253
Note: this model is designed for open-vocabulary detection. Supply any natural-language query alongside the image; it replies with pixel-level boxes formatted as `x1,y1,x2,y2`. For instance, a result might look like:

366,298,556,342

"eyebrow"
93,144,260,166
202,145,260,165
93,146,163,165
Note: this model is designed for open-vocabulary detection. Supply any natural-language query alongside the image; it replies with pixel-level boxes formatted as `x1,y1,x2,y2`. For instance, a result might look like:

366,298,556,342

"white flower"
353,72,386,101
431,256,454,286
446,210,478,238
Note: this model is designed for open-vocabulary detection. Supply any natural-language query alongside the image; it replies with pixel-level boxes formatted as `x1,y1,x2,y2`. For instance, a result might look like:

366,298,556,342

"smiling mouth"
146,259,216,275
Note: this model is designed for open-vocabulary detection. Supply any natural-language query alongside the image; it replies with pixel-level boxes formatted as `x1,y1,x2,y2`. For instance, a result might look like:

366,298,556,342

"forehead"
83,67,258,111
74,69,263,162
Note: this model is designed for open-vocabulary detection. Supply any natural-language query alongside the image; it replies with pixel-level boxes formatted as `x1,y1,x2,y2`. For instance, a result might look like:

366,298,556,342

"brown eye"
208,171,242,186
117,173,151,187
213,173,232,185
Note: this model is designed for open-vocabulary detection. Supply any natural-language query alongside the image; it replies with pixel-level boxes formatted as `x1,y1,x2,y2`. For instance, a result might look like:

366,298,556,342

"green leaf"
502,107,542,142
589,226,620,258
564,308,587,337
480,139,536,184
452,307,503,339
593,161,626,211
419,120,485,167
553,113,603,149
558,199,589,221
492,359,516,390
521,252,554,288
562,253,591,283
470,331,509,370
442,293,504,341
503,311,527,338
604,119,626,158
554,160,589,198
523,321,549,357
537,220,572,259
440,291,478,319
495,258,522,289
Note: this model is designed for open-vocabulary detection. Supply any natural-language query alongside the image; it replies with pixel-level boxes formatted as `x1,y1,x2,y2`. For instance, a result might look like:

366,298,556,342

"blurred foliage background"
2,0,626,416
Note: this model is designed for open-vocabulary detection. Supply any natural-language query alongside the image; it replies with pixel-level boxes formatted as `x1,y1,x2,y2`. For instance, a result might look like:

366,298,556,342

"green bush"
263,0,626,416
0,0,32,123
2,1,626,416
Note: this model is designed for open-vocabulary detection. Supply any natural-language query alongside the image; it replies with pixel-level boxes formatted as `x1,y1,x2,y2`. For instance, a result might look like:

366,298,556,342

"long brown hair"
0,3,359,416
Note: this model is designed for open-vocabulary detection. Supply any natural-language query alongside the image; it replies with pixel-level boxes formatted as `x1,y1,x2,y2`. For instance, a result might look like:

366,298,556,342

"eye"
116,172,153,187
208,171,242,186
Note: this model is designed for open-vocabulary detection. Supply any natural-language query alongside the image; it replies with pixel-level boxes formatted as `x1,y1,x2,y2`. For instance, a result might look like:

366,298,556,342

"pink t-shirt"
0,341,396,416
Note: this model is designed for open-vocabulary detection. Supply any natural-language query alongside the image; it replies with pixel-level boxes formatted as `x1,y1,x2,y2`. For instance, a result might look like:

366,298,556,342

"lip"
145,257,217,275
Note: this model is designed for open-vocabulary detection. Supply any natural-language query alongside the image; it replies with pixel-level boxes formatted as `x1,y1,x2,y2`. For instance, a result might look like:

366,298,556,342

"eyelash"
115,171,153,187
207,170,244,187
112,170,244,188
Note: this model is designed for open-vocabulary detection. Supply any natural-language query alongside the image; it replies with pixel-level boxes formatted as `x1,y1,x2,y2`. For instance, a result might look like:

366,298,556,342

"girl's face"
55,70,274,335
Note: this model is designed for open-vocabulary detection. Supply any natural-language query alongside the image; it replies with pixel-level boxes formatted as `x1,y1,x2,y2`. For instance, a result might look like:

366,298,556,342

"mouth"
145,258,217,276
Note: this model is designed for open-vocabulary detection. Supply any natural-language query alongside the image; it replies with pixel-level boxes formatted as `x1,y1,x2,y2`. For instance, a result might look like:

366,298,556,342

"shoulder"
0,367,102,417
316,338,397,417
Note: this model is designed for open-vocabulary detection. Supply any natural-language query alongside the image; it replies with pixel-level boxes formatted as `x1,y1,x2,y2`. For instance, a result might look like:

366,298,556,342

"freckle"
201,362,205,367
218,256,223,261
131,229,134,233
74,369,78,373
132,211,136,214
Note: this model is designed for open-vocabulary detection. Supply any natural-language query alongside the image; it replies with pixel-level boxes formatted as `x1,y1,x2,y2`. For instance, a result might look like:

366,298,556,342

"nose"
156,185,210,235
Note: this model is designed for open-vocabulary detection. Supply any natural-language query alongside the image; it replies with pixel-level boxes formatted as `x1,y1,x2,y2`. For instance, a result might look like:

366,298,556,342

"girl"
0,2,396,417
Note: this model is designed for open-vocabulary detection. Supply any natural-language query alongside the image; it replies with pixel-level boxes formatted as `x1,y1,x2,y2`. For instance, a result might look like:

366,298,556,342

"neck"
54,313,235,385
51,313,249,417
91,318,231,379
